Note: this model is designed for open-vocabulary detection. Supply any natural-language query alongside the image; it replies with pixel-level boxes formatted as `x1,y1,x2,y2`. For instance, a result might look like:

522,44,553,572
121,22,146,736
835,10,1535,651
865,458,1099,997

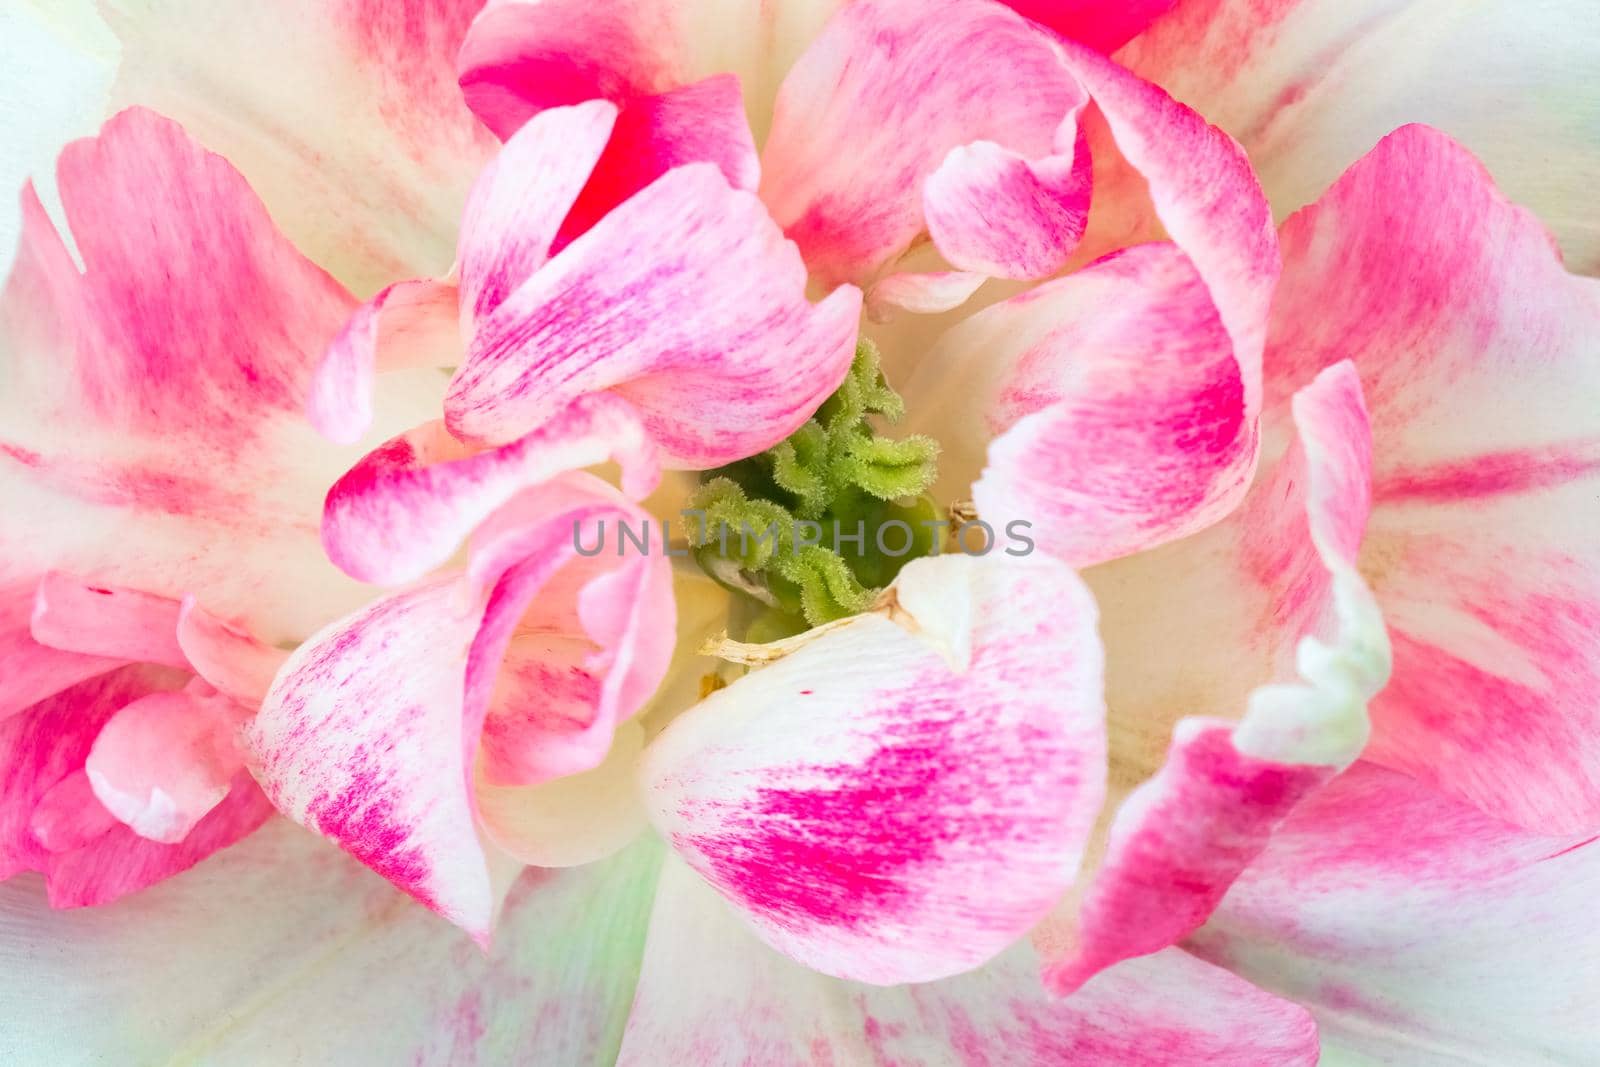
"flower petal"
1000,0,1177,52
308,278,461,446
248,574,498,939
1263,124,1600,832
107,0,498,292
1120,0,1600,272
866,270,987,319
922,126,1092,280
321,393,660,586
457,0,842,142
641,553,1105,984
85,684,247,845
550,76,761,254
30,573,185,669
1,665,270,906
616,855,1319,1065
444,162,861,466
475,721,648,868
257,475,674,933
1191,761,1600,1063
174,598,288,707
760,0,1090,284
1035,362,1389,991
457,100,618,325
0,820,662,1064
0,581,118,723
465,477,676,788
941,244,1252,566
0,108,437,644
907,38,1278,564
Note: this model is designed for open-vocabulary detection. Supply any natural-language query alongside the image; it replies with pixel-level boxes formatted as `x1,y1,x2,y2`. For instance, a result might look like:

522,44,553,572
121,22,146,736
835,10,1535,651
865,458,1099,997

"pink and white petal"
0,820,663,1064
1120,0,1600,273
1000,0,1177,53
458,0,842,143
1035,362,1389,991
30,573,186,668
27,771,119,855
0,580,119,722
551,76,761,254
866,270,988,319
85,684,247,845
262,474,673,931
922,127,1092,280
465,475,675,787
107,0,498,293
906,42,1277,561
617,856,1318,1065
1264,124,1600,832
641,554,1105,984
1053,37,1279,418
457,100,617,325
247,577,496,939
760,0,1088,285
44,772,272,909
1,664,271,905
174,598,287,707
0,108,438,644
1190,761,1600,1064
475,720,648,868
321,393,660,586
946,244,1252,566
309,278,462,445
445,163,860,466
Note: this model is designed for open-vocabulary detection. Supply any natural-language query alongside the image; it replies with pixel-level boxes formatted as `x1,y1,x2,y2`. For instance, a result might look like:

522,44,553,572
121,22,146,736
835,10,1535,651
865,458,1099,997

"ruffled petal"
551,77,761,254
1263,124,1600,832
0,821,662,1064
1,666,269,906
30,573,185,669
906,38,1277,564
106,0,498,292
85,684,247,845
1035,363,1389,991
0,581,118,723
760,0,1090,285
616,856,1319,1065
1120,0,1600,273
457,100,617,325
1191,762,1600,1063
457,0,842,142
248,575,499,939
0,108,439,644
175,598,288,706
641,554,1105,984
465,477,676,788
256,475,674,934
941,244,1251,566
322,394,659,586
444,162,861,466
308,278,461,446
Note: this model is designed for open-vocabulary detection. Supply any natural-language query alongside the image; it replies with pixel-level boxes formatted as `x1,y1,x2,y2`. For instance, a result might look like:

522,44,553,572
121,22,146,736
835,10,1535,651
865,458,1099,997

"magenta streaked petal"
642,554,1105,984
321,393,660,586
1263,125,1600,833
444,162,860,467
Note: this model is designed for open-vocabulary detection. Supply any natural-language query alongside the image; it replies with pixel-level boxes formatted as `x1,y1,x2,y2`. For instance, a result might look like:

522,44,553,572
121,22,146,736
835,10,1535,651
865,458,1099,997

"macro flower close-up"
1,0,1597,1063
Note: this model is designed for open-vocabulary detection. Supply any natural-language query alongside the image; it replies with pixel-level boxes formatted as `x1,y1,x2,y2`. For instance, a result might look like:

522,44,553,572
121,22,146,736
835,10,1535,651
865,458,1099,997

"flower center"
687,339,942,631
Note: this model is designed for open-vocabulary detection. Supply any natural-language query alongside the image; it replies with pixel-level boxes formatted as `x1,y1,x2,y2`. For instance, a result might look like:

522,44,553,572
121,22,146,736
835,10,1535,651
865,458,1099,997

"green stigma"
687,339,942,628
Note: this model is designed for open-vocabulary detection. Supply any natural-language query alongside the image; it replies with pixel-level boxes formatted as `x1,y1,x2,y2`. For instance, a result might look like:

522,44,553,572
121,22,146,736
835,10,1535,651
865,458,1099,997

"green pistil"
687,339,942,627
